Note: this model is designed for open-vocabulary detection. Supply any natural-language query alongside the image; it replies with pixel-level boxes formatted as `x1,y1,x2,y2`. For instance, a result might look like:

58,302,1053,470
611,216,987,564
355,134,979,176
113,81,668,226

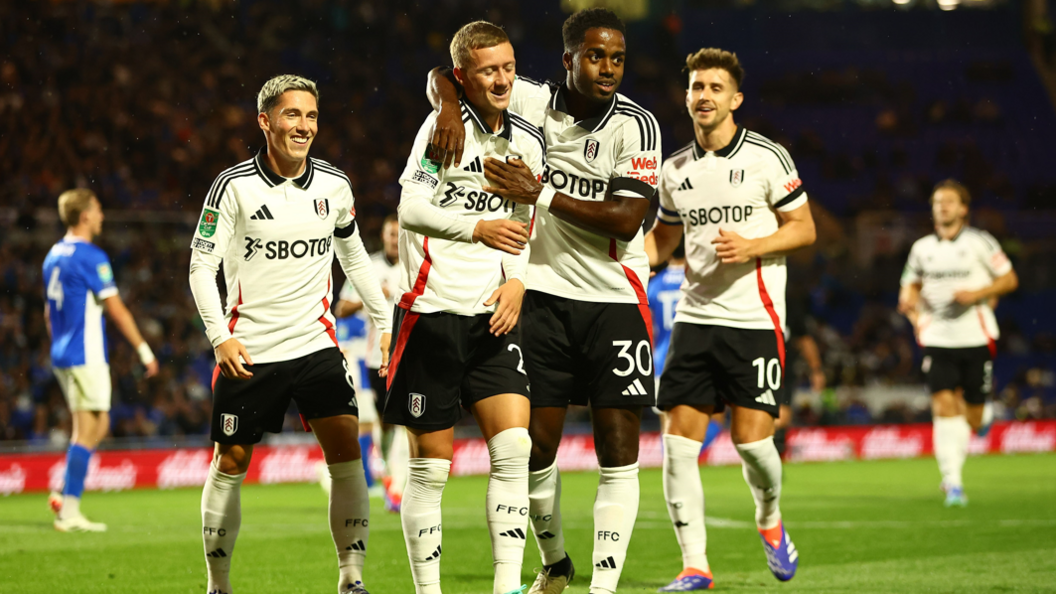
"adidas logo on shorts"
756,389,777,406
622,378,648,396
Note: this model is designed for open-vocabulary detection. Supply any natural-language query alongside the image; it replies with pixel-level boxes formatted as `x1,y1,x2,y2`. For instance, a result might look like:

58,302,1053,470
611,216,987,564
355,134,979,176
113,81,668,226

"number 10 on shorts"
753,357,782,390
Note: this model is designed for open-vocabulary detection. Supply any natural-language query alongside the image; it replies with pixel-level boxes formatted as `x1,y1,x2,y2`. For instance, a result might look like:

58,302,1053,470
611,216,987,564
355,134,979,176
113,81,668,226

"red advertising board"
1,421,1053,495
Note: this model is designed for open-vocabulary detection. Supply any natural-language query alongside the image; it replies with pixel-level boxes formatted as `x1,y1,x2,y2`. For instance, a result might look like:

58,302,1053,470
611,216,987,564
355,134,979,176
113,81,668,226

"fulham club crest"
409,393,426,418
314,198,330,219
221,414,238,436
729,169,745,187
584,138,600,163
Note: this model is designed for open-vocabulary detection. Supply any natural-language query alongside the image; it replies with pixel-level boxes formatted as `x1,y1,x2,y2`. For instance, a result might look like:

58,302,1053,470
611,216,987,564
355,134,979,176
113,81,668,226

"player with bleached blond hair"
188,74,391,594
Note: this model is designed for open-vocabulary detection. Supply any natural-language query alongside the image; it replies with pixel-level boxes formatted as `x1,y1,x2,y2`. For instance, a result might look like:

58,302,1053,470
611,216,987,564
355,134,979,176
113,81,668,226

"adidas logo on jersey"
424,545,442,561
498,528,526,539
462,156,483,173
677,178,694,191
622,378,648,396
595,556,618,570
207,548,227,558
756,389,777,406
250,205,275,220
345,540,366,552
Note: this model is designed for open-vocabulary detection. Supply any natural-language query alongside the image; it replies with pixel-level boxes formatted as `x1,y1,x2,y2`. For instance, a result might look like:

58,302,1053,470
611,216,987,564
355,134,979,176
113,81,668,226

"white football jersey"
656,127,808,331
340,251,400,368
901,226,1012,348
510,77,662,305
190,150,361,364
397,98,546,315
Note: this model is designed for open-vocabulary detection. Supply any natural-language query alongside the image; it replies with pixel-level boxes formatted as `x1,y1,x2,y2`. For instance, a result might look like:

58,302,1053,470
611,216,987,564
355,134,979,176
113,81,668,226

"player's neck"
695,118,738,153
263,147,307,179
935,219,965,241
563,79,609,123
65,227,93,242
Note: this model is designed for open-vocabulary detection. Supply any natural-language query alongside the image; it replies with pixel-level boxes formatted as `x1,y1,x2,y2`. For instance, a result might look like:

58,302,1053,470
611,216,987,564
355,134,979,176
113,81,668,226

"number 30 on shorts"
612,340,652,377
753,357,782,390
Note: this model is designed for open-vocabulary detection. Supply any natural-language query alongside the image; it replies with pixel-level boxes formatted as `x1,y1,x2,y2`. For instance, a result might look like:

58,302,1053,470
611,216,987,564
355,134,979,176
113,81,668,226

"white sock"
934,415,970,488
402,458,450,594
590,463,640,594
202,460,246,594
735,437,783,530
486,428,531,594
328,460,370,592
528,460,566,566
389,426,410,497
662,434,709,572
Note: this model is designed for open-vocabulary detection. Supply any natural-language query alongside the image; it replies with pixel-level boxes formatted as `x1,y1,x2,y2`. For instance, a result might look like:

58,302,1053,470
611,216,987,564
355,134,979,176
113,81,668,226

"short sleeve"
190,173,239,256
975,231,1013,277
398,114,444,197
509,77,552,128
901,243,923,287
83,248,118,299
656,161,681,226
330,168,358,239
761,140,807,212
611,112,662,200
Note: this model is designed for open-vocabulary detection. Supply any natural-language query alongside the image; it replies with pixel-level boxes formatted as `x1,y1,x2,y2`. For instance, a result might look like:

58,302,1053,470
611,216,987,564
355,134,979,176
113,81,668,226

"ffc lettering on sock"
528,460,566,567
486,427,531,594
662,434,709,572
402,458,450,593
202,459,246,593
590,463,640,594
328,459,370,589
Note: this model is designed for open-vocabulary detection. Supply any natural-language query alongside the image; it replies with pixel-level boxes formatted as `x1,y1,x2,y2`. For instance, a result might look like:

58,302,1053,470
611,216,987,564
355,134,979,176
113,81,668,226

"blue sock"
701,420,724,451
63,444,92,498
358,434,374,488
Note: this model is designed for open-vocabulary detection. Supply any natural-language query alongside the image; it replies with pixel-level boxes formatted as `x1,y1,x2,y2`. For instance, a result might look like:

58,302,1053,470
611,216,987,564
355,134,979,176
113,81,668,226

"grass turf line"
1,454,1054,593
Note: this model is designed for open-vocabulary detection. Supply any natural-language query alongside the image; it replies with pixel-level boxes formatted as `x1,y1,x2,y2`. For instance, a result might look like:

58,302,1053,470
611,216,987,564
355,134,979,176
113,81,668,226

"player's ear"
257,111,270,132
452,67,466,88
562,51,573,73
730,91,744,111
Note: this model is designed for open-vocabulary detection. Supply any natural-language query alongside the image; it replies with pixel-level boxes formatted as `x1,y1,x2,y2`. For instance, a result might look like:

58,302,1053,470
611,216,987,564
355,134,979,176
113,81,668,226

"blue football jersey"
648,263,685,375
42,238,118,368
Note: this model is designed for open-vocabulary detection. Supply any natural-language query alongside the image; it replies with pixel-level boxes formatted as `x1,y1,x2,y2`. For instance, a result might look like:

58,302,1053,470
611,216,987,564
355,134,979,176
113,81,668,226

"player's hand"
712,228,758,264
430,102,466,169
473,219,529,255
144,360,160,379
378,332,392,378
483,158,543,205
953,290,979,306
215,338,253,380
484,279,525,335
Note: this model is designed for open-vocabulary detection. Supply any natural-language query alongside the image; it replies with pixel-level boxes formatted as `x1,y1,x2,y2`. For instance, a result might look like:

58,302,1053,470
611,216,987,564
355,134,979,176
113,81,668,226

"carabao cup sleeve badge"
199,209,219,238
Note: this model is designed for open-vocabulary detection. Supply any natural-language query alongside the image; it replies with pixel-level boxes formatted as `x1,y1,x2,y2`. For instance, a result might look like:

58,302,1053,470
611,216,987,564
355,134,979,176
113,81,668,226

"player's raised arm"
426,66,465,169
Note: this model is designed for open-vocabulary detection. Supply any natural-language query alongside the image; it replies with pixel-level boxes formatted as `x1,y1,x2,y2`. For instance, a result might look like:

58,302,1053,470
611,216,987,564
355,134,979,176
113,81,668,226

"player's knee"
596,436,639,468
488,427,531,475
215,445,252,475
529,437,559,469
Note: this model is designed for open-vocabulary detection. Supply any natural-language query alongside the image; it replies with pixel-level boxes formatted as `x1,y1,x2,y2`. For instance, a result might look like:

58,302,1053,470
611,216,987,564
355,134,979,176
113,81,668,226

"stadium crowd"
1,0,1055,444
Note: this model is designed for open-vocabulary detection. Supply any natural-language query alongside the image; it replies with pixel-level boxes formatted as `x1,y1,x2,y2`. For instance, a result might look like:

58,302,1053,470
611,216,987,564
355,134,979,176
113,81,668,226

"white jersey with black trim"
656,127,808,331
189,149,363,364
396,98,546,315
901,226,1012,348
339,251,400,368
510,77,662,305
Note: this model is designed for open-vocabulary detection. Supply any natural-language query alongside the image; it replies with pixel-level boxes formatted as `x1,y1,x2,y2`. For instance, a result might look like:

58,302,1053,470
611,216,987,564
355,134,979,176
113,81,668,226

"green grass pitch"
2,454,1055,593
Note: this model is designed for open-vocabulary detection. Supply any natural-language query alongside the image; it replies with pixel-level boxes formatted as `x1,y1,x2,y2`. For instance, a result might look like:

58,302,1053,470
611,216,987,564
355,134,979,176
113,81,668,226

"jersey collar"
549,84,618,133
254,147,315,189
460,97,512,141
692,126,746,160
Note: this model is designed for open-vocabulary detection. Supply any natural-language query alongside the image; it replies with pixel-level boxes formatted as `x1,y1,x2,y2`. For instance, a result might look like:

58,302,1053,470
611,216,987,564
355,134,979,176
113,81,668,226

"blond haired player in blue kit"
899,179,1017,507
188,75,391,594
645,48,816,590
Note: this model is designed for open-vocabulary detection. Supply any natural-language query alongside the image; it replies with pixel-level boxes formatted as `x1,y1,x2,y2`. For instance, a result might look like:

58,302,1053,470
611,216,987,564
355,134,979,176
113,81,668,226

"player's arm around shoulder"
645,159,686,267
